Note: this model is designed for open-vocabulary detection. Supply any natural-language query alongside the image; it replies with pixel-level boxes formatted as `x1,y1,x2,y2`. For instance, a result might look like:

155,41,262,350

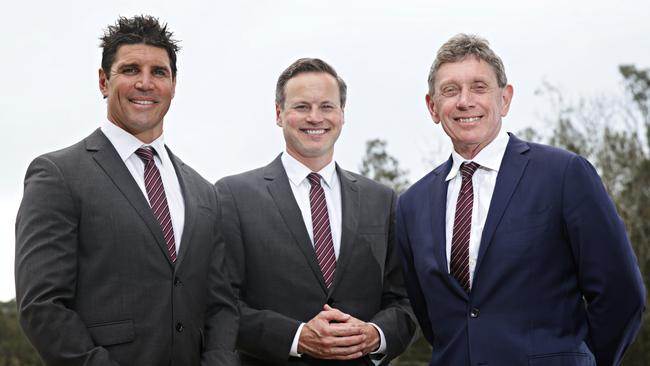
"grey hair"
428,33,508,95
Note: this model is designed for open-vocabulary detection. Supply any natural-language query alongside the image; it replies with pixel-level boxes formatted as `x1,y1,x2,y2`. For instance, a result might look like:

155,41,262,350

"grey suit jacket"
216,155,416,366
15,129,239,366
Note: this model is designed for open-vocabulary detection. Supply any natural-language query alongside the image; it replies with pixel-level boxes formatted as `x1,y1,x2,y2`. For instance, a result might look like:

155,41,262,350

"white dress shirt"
281,152,386,360
445,129,510,288
101,121,185,251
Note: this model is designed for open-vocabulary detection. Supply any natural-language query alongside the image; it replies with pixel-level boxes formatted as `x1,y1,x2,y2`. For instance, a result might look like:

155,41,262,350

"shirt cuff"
369,322,387,354
289,323,305,357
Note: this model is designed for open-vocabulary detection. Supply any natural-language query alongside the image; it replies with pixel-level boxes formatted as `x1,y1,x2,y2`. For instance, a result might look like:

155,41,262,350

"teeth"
131,100,155,105
458,117,480,123
304,129,325,135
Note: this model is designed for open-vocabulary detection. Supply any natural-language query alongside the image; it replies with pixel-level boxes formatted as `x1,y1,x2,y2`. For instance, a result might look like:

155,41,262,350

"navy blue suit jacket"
397,134,645,365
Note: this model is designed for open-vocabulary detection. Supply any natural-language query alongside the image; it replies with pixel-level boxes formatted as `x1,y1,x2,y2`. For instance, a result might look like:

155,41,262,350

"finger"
317,307,351,323
328,323,364,337
322,333,366,348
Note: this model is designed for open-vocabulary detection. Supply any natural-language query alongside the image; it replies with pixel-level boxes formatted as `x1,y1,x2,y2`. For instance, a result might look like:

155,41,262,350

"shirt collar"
281,151,338,188
100,120,169,165
445,129,510,181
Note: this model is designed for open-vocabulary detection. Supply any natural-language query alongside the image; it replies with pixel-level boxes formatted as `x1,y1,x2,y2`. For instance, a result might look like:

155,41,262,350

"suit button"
470,308,480,318
176,322,184,332
174,277,182,286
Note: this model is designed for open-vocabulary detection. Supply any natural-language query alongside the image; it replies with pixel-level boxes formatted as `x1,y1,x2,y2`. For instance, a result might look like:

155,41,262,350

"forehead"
435,56,498,86
284,72,340,100
112,44,171,67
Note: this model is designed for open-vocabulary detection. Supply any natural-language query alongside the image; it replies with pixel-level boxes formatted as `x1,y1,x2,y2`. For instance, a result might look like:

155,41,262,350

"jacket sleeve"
15,156,120,366
563,155,645,365
216,179,302,364
396,193,435,347
368,191,418,363
201,185,241,366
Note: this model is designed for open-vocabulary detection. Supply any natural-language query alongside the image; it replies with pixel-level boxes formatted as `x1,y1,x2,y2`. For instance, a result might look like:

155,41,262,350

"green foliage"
359,139,410,194
0,299,42,366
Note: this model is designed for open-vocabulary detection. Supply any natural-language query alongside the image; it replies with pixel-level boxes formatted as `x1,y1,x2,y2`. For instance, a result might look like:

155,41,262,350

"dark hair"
275,58,347,109
428,33,507,95
100,15,180,79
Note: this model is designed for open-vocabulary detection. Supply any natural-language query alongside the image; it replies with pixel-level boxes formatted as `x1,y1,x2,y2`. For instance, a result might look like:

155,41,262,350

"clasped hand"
297,304,380,360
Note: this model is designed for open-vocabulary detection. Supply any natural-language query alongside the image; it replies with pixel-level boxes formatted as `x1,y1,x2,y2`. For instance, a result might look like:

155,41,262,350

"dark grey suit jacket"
15,129,239,366
216,155,416,366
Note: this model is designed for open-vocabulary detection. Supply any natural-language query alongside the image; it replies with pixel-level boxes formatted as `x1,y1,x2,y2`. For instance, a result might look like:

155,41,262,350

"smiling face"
426,56,513,159
99,43,176,143
276,72,344,171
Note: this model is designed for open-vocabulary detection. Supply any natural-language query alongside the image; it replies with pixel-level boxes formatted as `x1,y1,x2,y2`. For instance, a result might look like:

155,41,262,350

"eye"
321,104,335,111
294,104,309,111
441,86,459,97
472,83,488,93
153,68,169,77
121,66,138,75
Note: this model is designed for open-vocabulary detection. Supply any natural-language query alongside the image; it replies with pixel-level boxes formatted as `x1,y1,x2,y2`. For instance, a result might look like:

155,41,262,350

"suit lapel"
86,129,174,267
430,158,468,297
329,166,359,293
264,155,329,294
168,148,196,269
474,135,530,278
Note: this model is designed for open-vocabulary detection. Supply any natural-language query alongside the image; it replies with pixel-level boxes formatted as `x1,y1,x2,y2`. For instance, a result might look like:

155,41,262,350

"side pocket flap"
87,319,135,346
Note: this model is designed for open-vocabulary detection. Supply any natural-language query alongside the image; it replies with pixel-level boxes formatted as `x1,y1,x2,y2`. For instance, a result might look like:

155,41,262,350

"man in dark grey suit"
15,15,238,365
217,58,416,365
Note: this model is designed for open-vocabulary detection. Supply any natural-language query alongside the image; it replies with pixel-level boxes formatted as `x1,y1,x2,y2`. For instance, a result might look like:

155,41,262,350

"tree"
359,139,410,194
0,299,42,366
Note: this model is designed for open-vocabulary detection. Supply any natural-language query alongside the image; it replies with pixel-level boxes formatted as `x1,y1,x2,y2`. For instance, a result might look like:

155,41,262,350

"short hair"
428,33,507,95
275,58,347,109
100,15,180,79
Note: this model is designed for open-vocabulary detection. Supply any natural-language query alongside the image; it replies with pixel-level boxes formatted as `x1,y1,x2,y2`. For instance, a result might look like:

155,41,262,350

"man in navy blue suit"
397,33,645,365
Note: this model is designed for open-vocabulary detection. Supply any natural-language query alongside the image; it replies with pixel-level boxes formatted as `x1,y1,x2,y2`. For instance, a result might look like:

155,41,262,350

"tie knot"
460,162,480,180
135,146,156,163
307,173,322,187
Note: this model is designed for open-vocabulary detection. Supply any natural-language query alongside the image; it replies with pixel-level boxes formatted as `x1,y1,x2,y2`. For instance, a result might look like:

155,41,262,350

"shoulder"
400,159,449,203
339,169,394,195
217,165,267,188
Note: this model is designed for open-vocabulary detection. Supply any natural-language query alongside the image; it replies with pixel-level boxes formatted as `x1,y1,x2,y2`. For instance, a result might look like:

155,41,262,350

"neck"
286,150,333,172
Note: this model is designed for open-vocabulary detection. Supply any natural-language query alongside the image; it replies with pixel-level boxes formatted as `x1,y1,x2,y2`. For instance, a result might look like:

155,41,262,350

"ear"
500,84,514,117
99,68,109,98
275,103,283,127
425,94,441,123
171,77,177,99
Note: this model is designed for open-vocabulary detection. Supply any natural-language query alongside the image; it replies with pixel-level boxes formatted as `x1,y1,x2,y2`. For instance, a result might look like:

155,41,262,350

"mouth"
129,98,158,106
301,128,328,135
454,116,482,123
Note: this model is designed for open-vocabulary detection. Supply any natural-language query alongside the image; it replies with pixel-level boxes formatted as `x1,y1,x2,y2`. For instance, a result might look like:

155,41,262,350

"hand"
297,306,366,360
324,304,381,356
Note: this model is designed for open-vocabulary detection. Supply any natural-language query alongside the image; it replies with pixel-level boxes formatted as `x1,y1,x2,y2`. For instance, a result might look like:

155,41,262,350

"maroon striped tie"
450,162,479,292
307,173,336,288
135,147,177,263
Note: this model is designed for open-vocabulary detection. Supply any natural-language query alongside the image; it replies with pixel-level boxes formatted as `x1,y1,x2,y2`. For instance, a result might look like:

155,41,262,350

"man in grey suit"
216,58,416,365
15,15,238,365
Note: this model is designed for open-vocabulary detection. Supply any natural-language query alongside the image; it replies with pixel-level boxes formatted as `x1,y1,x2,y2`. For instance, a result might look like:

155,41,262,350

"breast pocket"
497,206,551,236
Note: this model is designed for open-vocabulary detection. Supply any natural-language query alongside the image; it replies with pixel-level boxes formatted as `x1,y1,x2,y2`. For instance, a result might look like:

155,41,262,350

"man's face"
426,56,513,159
276,72,344,169
99,44,176,143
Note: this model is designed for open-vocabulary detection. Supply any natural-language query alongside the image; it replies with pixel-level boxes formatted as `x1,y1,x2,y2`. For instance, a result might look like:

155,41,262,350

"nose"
135,74,154,91
456,88,475,110
306,107,324,123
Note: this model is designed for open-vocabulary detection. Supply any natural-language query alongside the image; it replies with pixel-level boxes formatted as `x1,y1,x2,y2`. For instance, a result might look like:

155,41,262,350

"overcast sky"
1,0,648,301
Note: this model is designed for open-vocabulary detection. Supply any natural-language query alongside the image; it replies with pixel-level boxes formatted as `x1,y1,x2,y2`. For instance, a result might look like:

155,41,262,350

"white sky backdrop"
1,0,649,301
